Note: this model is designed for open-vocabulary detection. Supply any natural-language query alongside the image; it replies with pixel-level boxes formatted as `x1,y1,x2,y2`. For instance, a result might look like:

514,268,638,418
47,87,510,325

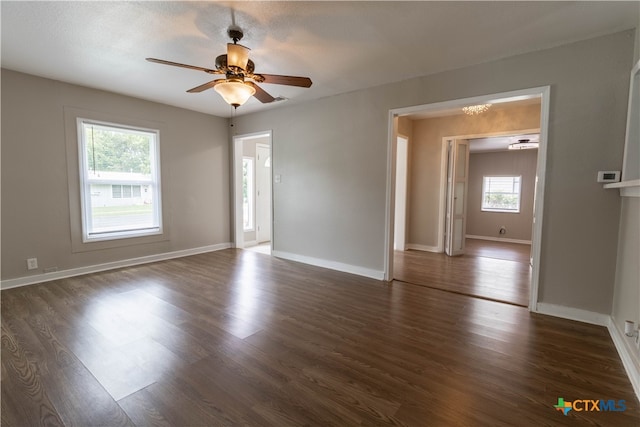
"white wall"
233,30,635,314
1,70,230,281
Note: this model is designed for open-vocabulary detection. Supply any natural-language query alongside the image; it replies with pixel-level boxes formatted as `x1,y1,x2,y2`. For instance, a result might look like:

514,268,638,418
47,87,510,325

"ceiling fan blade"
247,82,275,103
146,58,219,74
186,80,221,93
258,74,312,88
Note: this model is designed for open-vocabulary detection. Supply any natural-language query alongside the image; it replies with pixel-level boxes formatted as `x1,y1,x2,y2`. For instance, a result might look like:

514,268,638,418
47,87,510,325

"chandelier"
462,104,492,115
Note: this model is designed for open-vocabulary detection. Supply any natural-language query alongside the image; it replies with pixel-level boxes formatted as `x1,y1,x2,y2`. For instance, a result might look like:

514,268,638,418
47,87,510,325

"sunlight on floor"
245,242,271,255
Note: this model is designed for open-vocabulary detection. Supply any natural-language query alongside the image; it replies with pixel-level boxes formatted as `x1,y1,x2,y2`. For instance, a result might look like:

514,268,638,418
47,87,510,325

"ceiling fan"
146,27,312,109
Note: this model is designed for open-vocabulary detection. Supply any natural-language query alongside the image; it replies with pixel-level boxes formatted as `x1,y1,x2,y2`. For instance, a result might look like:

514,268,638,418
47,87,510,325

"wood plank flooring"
394,239,531,306
2,248,638,426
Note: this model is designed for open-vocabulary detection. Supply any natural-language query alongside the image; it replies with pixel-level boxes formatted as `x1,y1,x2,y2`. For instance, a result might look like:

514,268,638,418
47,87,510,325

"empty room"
2,2,640,426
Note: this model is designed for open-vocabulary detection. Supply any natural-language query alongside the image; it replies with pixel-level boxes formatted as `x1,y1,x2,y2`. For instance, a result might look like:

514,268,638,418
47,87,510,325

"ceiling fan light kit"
226,43,250,70
146,27,312,109
508,139,539,150
214,80,256,108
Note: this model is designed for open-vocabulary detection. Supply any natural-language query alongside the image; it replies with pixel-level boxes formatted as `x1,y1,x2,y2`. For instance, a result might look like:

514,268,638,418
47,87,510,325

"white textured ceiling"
2,1,638,118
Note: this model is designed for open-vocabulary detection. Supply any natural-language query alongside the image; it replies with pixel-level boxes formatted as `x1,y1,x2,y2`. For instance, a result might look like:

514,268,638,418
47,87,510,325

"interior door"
445,139,469,256
256,144,271,243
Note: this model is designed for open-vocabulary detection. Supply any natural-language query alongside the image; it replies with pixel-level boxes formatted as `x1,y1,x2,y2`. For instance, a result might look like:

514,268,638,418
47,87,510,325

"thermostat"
597,171,620,183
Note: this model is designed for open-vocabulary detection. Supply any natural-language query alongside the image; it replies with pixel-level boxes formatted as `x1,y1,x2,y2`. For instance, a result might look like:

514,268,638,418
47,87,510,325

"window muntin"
78,119,162,241
481,176,521,213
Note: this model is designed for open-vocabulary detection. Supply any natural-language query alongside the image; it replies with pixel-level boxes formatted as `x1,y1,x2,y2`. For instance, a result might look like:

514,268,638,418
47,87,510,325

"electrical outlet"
26,258,38,270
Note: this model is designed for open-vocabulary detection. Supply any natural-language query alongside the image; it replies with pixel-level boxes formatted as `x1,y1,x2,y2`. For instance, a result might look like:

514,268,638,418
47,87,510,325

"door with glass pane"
256,144,271,243
445,139,469,256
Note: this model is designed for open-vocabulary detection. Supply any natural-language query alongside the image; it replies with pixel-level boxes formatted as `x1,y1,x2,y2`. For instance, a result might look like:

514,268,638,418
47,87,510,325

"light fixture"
226,43,250,70
214,80,256,108
508,139,539,150
462,104,492,115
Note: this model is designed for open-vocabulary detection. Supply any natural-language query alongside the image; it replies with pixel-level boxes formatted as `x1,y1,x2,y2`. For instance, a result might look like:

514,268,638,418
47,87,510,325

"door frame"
232,130,273,250
384,86,550,313
394,134,409,251
438,128,540,253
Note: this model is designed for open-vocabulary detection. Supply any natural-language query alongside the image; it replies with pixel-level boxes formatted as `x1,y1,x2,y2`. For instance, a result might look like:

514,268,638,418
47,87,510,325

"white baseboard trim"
535,303,610,326
466,235,532,245
272,250,384,281
1,242,233,290
405,243,441,253
243,240,258,248
535,303,639,401
608,318,640,401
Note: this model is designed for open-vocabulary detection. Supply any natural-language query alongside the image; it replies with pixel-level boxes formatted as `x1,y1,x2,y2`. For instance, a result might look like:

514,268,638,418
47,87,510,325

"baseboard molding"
535,303,610,326
535,303,639,401
608,318,640,401
1,242,233,290
272,250,384,281
405,243,441,253
466,235,532,245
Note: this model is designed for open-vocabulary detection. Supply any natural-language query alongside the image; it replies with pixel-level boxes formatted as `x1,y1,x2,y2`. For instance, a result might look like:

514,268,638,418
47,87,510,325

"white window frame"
481,175,522,213
243,157,255,231
77,118,163,242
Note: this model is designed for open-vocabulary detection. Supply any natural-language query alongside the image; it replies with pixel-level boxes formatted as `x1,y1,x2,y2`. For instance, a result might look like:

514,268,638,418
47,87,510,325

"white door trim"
232,130,273,249
438,127,540,255
384,85,551,314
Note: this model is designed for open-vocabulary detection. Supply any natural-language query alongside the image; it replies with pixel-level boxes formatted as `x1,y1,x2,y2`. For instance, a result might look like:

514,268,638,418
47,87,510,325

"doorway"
233,131,273,253
385,86,550,311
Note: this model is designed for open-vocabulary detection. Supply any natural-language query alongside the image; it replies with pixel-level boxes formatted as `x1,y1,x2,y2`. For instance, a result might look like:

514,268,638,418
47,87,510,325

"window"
482,176,521,213
243,157,254,231
78,119,162,241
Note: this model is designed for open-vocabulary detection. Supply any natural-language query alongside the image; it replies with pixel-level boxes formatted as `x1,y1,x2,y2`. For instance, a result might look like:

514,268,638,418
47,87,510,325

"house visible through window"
112,185,142,199
482,176,521,213
78,119,162,241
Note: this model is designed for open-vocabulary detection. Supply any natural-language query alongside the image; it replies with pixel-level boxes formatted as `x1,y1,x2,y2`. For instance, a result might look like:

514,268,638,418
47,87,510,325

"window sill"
604,179,640,197
481,210,521,214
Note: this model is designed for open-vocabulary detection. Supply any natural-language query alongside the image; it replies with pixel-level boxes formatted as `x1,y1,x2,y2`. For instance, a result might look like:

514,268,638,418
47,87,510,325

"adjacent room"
392,98,541,307
2,2,639,425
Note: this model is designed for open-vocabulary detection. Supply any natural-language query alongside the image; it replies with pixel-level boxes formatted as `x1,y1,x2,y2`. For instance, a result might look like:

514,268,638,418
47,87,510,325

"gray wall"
408,104,541,248
467,150,537,241
1,69,230,281
233,30,635,314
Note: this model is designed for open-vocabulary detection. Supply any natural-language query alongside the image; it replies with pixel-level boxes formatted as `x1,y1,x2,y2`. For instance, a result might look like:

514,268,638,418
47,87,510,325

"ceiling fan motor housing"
227,27,244,43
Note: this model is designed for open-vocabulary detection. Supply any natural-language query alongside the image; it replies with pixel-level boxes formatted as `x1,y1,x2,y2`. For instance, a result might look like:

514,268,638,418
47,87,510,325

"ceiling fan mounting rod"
228,27,243,44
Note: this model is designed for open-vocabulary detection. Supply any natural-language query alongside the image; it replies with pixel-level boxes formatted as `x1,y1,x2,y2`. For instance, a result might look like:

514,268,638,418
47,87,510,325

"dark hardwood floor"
394,239,531,306
2,249,638,426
